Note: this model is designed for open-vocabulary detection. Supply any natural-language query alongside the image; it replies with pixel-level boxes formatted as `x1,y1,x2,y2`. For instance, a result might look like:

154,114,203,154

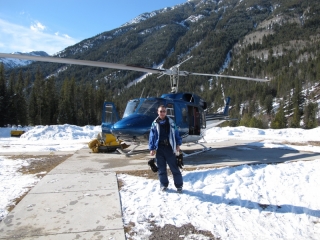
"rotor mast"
169,56,193,93
170,67,179,93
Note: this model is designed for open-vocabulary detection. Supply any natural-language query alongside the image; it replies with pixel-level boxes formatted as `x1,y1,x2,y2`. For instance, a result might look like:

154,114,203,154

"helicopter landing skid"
116,143,141,156
182,142,215,158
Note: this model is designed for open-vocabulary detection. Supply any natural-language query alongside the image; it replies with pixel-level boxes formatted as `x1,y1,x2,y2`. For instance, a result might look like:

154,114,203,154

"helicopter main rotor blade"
184,72,269,82
1,53,270,82
0,53,163,74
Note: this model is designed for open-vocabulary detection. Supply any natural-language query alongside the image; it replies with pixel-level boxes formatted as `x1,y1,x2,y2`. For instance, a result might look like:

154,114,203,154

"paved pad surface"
0,149,125,240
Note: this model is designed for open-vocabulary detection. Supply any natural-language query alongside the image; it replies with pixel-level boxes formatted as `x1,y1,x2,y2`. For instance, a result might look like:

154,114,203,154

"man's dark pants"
156,145,183,188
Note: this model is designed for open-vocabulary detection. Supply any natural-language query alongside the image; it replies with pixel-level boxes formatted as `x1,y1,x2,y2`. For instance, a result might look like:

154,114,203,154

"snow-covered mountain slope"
0,51,49,69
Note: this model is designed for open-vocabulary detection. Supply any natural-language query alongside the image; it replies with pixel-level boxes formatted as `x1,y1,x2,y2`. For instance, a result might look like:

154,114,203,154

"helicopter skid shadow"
117,148,150,157
182,141,320,167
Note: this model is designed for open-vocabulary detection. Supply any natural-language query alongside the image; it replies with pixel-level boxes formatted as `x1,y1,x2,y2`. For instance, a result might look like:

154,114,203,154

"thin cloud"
63,34,71,39
0,18,78,55
54,32,71,39
30,21,46,32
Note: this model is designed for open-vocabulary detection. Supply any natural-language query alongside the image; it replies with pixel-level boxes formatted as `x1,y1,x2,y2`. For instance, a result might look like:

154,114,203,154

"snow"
0,51,49,69
1,125,320,239
0,124,100,152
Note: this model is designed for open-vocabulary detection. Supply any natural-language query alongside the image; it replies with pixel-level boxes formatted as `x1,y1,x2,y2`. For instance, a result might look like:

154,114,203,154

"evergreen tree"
239,113,251,127
290,105,301,128
289,78,303,128
303,102,318,129
29,68,45,125
271,103,287,129
0,64,7,126
24,71,32,98
58,77,71,124
70,77,77,124
264,95,273,115
14,71,28,126
28,87,38,126
82,82,97,125
7,73,16,125
249,116,264,129
57,77,76,124
43,76,58,125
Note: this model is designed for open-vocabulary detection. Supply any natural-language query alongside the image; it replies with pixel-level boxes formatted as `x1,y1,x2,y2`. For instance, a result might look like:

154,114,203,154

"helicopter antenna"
190,94,194,102
208,78,213,90
213,76,226,105
140,87,145,99
219,79,226,105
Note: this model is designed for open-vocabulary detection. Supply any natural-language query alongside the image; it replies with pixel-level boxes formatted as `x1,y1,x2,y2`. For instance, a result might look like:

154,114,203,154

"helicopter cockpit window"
137,99,164,117
123,100,140,118
166,103,175,121
104,105,117,124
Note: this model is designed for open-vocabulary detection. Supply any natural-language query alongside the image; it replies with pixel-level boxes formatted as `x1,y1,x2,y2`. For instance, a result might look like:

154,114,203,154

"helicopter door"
188,106,201,135
101,102,120,133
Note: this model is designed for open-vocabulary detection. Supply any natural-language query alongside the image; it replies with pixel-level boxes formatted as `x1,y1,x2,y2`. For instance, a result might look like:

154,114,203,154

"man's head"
158,105,167,119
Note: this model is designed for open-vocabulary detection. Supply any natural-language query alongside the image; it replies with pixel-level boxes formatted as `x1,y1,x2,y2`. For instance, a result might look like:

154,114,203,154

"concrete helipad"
0,148,127,240
1,140,319,239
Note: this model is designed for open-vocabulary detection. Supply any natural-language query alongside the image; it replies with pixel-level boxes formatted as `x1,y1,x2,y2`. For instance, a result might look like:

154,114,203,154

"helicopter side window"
182,107,188,123
166,103,175,121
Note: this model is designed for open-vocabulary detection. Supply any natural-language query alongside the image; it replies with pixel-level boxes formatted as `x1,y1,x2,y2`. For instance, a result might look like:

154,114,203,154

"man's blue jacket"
149,116,182,154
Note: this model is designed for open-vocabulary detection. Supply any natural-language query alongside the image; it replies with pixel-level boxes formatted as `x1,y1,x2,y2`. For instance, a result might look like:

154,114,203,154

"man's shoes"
161,186,167,191
177,187,182,193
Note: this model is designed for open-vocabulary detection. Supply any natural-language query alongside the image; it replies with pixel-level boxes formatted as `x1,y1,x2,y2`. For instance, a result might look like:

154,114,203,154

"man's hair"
158,105,166,110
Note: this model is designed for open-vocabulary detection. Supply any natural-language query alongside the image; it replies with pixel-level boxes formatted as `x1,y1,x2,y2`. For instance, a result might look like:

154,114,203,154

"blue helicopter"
0,53,269,154
101,93,231,153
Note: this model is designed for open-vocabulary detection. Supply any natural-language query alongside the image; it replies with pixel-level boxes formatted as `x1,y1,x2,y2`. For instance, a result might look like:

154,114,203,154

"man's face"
158,107,167,119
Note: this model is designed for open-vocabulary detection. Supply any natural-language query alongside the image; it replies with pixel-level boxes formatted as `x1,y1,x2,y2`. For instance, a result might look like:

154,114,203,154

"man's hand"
176,145,180,152
150,150,156,156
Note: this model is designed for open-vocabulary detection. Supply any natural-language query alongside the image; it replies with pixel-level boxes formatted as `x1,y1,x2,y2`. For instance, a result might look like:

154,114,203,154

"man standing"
149,105,183,192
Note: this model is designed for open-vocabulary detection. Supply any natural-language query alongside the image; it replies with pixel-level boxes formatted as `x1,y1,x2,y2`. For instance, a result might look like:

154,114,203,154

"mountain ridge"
1,0,319,128
0,51,49,69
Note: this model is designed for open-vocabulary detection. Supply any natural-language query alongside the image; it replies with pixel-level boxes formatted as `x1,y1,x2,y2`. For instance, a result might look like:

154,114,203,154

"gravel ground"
148,223,217,240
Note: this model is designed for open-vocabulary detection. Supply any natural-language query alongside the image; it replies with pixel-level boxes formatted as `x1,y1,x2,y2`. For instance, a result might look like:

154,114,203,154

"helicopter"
0,53,269,155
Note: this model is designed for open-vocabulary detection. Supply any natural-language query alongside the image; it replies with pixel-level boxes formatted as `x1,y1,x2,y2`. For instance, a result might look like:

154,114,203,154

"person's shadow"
176,189,320,217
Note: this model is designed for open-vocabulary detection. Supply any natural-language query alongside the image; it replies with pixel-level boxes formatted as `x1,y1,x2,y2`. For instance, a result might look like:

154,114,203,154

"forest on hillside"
0,0,319,129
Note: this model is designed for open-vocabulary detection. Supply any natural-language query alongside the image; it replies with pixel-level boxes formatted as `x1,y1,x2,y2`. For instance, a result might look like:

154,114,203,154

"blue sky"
0,0,186,55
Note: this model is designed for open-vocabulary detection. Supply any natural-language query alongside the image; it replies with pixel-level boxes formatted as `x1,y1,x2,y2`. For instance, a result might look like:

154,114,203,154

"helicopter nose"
111,114,153,141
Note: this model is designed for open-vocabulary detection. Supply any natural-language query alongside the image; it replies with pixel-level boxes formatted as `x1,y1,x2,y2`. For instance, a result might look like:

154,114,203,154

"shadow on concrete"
182,141,320,167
